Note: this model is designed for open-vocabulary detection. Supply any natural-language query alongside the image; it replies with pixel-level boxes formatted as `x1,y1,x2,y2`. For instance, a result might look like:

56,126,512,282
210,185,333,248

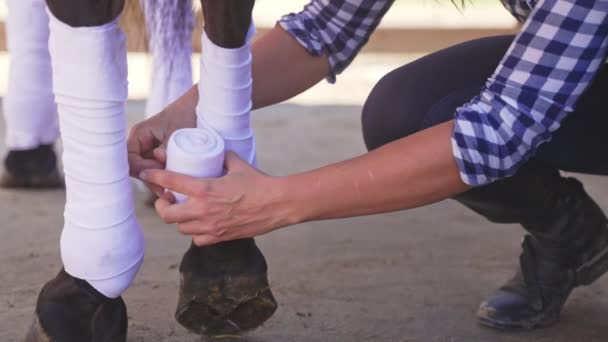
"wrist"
274,173,319,226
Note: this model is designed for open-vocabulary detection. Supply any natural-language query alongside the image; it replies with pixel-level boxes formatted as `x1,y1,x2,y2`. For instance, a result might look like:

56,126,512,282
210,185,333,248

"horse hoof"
175,240,278,337
25,269,128,342
1,145,63,189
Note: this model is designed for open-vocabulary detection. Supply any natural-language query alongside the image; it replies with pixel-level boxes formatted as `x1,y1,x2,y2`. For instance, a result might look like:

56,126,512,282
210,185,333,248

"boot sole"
576,240,608,285
478,314,559,331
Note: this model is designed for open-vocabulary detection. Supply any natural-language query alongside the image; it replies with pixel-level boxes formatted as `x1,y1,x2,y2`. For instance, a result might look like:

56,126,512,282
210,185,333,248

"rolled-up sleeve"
453,0,608,186
279,0,394,83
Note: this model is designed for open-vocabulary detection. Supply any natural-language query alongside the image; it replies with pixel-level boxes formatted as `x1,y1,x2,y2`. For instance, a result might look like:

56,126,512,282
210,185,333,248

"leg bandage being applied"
166,0,277,336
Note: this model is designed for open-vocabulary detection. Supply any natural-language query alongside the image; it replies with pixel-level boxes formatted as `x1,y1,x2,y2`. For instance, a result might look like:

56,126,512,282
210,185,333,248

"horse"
19,1,277,341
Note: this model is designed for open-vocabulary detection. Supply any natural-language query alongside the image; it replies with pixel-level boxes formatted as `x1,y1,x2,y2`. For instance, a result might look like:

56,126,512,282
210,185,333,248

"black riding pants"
362,35,608,176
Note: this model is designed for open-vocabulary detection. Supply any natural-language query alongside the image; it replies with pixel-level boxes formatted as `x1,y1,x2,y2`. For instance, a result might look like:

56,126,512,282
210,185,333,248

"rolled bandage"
197,21,257,166
166,128,225,203
49,14,144,298
3,0,58,150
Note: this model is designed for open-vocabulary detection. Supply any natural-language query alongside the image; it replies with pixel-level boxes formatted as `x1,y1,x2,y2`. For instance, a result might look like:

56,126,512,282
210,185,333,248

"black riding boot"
24,269,128,342
1,144,63,189
454,161,608,330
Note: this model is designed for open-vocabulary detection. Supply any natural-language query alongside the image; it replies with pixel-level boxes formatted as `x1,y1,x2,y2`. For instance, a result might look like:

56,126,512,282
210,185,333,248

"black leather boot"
24,269,128,342
454,161,608,330
1,144,63,189
175,239,277,337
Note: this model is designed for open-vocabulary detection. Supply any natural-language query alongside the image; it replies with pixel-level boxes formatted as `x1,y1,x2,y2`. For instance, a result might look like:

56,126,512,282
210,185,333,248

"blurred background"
0,0,518,105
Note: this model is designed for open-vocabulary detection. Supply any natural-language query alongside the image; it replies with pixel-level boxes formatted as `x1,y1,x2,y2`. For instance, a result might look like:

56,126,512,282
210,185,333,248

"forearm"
282,121,470,223
167,25,329,115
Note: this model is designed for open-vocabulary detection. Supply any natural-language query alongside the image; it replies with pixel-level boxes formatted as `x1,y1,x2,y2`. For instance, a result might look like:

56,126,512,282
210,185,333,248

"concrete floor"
2,98,608,342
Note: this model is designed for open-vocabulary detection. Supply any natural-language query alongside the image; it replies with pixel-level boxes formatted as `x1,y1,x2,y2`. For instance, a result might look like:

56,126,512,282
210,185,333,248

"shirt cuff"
278,13,338,83
451,91,543,186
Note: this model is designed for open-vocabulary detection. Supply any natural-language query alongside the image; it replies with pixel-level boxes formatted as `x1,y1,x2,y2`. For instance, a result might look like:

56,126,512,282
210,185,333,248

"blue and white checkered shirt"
279,0,608,186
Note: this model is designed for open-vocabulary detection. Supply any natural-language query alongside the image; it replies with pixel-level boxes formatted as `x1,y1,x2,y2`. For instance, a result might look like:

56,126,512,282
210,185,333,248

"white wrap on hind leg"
166,22,257,198
49,15,144,299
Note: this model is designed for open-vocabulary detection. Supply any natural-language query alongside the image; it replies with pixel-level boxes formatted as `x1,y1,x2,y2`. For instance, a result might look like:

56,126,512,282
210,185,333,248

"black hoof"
1,145,63,189
175,240,278,337
25,269,127,342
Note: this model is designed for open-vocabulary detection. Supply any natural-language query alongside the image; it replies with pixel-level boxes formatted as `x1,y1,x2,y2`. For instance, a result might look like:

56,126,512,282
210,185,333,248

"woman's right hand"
127,85,198,186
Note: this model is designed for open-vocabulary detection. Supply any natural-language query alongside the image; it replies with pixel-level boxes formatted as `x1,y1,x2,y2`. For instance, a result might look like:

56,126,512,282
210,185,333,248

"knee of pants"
46,0,125,27
361,70,423,152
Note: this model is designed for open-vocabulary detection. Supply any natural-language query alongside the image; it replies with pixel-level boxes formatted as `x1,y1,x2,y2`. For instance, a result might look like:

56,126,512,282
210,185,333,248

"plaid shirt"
279,0,608,186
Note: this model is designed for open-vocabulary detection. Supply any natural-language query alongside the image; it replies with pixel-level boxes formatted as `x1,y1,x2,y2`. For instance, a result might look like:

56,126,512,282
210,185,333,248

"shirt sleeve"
452,0,608,186
278,0,394,83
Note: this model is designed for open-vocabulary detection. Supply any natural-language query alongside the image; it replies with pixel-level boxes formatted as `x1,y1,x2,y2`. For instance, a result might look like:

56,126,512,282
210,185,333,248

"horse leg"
25,1,143,341
174,0,278,337
1,0,62,189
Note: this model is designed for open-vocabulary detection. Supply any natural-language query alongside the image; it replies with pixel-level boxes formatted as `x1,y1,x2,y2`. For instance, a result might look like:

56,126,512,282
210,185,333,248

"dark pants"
362,35,608,176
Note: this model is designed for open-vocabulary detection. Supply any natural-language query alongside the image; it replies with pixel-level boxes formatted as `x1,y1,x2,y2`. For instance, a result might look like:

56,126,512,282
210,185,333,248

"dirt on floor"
2,102,608,342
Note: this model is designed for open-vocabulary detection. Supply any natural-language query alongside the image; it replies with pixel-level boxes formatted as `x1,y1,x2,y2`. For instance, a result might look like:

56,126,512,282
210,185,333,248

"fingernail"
139,171,148,180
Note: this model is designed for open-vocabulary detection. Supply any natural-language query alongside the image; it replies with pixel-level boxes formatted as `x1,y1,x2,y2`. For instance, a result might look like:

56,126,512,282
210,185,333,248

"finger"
153,147,167,164
160,190,177,204
154,197,202,224
154,196,174,223
140,169,206,196
144,181,164,197
223,151,248,172
128,154,164,178
192,234,221,246
177,220,214,235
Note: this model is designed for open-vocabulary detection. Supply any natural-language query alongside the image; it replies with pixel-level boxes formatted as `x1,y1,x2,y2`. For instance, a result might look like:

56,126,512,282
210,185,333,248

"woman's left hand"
139,152,295,246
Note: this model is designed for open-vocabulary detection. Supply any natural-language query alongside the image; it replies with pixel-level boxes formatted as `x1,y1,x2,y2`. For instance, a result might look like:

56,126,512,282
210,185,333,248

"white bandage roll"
49,14,144,298
3,0,58,150
166,128,225,202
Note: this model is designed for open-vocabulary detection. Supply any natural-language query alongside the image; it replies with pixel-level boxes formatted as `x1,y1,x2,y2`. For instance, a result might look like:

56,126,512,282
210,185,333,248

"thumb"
224,151,249,173
153,146,167,164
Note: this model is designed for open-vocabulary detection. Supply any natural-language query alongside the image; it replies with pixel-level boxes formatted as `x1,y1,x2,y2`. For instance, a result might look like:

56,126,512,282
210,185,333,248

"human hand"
139,152,297,245
128,87,197,193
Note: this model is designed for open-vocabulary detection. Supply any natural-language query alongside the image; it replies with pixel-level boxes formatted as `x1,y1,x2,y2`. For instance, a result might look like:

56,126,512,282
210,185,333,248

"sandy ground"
2,98,608,342
1,43,608,341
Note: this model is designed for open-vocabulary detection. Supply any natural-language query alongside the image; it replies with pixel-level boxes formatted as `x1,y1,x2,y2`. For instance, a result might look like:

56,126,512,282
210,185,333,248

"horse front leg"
173,0,278,337
25,1,143,341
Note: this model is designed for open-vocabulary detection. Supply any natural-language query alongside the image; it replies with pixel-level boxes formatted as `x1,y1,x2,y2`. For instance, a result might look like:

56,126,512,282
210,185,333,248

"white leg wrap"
197,22,257,165
3,0,58,150
165,22,256,200
143,0,194,118
49,15,144,298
